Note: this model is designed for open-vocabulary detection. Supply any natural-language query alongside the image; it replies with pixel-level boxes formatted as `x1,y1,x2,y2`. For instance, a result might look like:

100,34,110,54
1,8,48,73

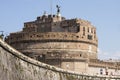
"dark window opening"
91,29,93,33
80,54,82,57
83,27,85,31
88,35,92,40
38,54,46,62
76,26,80,32
76,36,79,38
88,28,89,32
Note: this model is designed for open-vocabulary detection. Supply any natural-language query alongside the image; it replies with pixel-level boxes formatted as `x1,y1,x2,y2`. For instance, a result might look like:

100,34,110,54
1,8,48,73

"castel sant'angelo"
5,5,120,76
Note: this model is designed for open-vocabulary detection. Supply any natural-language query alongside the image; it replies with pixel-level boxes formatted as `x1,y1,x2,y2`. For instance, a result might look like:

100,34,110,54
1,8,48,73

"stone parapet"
7,32,98,46
0,39,120,80
89,59,120,69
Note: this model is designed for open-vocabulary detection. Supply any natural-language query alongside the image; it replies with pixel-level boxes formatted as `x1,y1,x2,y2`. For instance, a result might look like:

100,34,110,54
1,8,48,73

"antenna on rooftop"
50,0,53,15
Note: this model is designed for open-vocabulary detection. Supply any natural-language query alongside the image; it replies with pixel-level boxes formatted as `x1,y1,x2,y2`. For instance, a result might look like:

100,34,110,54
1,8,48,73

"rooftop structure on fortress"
5,6,120,75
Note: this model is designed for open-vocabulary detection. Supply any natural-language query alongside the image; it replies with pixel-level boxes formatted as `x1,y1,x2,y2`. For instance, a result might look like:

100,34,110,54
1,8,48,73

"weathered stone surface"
0,39,120,80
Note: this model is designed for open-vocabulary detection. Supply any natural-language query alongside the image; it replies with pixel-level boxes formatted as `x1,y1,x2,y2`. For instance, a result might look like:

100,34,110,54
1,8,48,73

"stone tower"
5,9,98,72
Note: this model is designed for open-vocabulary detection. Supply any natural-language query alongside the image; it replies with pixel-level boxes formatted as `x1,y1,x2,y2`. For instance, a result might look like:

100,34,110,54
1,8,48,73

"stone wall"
0,39,120,80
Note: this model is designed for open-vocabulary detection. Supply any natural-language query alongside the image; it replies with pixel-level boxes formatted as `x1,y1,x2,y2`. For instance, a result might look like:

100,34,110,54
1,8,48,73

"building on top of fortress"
5,6,120,76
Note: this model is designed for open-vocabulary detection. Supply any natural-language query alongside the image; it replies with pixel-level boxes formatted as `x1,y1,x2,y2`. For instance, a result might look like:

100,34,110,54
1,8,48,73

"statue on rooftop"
56,5,60,13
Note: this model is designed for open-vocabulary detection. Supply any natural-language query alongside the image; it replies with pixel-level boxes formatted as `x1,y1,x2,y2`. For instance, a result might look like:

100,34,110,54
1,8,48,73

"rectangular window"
83,27,85,31
88,35,92,40
88,28,89,32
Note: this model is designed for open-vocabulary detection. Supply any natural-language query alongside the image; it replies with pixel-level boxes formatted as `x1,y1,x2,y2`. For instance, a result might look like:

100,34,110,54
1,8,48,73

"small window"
88,35,92,40
76,25,80,32
88,28,89,32
83,27,85,31
80,54,82,57
30,36,32,38
76,36,79,38
91,29,93,33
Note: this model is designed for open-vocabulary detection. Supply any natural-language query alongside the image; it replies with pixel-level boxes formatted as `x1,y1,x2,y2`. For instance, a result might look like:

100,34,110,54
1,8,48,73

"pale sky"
0,0,120,59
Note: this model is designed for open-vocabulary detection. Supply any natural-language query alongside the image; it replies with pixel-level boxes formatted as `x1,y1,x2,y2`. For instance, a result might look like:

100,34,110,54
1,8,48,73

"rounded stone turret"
5,14,98,72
